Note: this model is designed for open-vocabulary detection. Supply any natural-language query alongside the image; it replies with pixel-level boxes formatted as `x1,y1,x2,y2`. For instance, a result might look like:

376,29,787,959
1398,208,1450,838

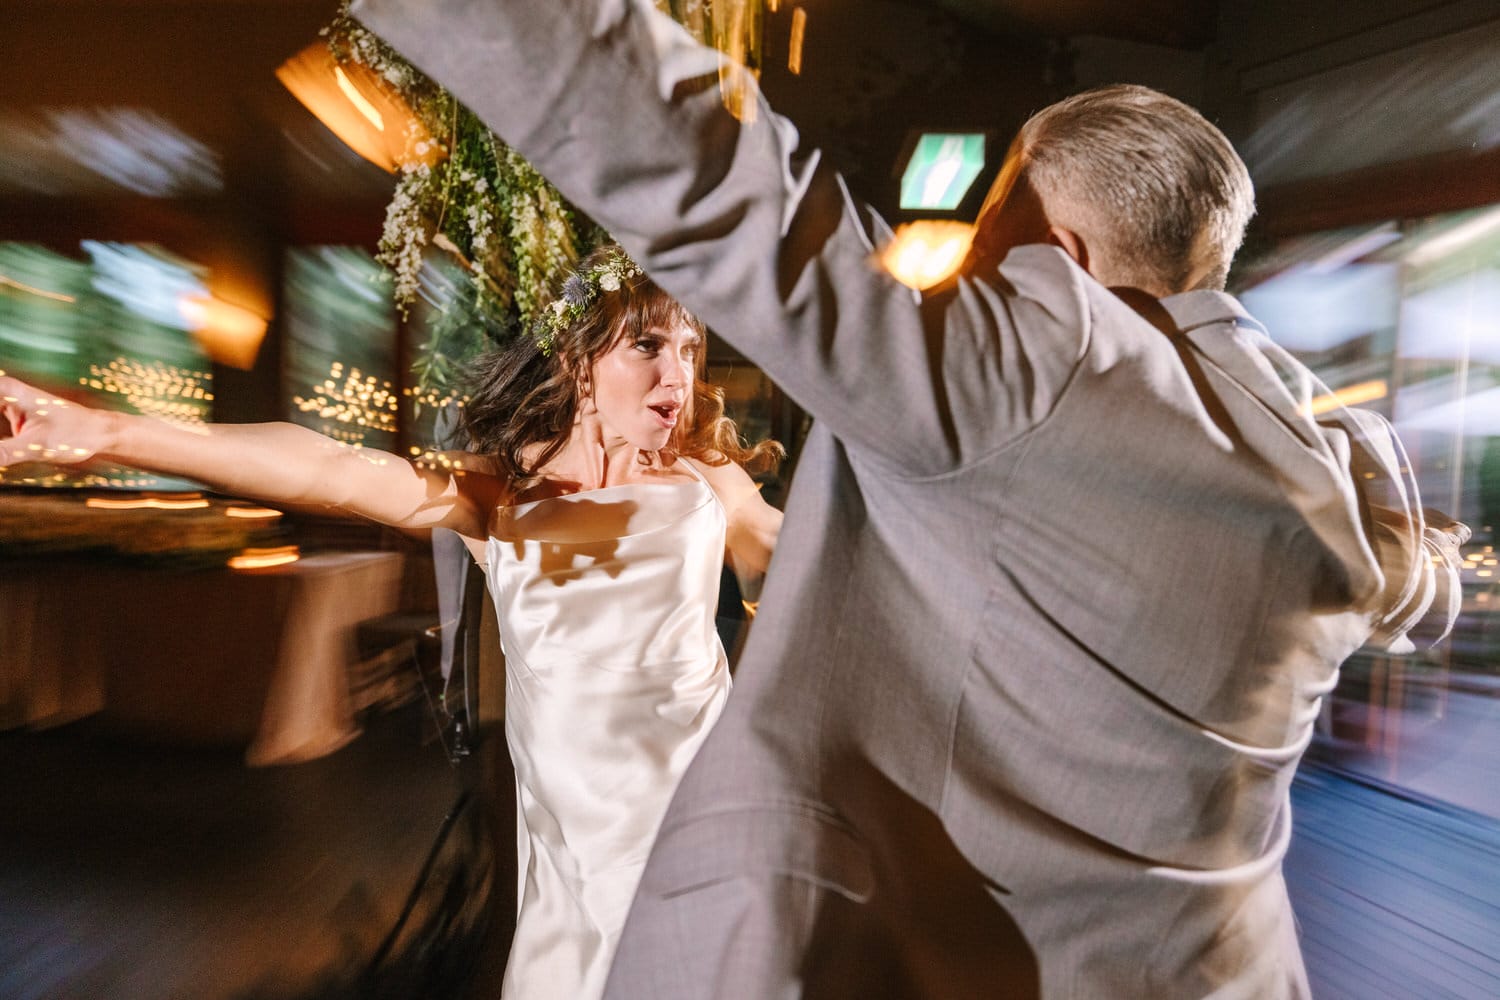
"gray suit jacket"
354,2,1466,996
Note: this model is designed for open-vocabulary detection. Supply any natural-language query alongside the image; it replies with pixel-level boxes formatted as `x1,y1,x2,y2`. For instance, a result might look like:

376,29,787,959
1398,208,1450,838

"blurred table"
0,550,404,765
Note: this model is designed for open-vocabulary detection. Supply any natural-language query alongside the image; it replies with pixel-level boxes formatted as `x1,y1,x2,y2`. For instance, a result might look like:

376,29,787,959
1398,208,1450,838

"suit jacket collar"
1158,288,1259,336
1157,289,1319,451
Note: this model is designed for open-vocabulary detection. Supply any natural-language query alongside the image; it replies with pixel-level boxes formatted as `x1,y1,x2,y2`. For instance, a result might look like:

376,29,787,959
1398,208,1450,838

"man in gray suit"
354,2,1466,996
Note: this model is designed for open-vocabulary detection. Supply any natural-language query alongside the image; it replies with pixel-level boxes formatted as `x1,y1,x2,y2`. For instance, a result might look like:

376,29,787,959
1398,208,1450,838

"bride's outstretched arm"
0,374,502,539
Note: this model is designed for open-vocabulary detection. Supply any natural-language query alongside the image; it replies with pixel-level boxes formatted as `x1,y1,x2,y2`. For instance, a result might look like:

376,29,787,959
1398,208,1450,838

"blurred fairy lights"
81,358,213,424
1462,545,1496,583
402,384,466,414
292,361,399,445
0,467,164,489
407,445,472,472
403,385,470,466
0,363,215,489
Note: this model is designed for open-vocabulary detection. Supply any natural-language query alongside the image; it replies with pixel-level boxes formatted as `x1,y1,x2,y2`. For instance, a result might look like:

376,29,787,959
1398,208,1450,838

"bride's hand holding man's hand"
0,374,107,469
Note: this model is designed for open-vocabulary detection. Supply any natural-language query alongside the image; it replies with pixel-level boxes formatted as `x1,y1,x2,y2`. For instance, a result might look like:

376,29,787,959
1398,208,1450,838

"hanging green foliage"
321,3,607,404
321,0,749,404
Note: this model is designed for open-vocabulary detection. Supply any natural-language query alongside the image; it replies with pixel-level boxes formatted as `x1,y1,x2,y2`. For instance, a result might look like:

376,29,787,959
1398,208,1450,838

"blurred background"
1,1,1498,998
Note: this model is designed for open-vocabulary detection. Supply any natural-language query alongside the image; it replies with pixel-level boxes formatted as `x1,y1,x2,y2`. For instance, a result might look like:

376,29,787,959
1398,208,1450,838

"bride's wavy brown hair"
462,244,783,489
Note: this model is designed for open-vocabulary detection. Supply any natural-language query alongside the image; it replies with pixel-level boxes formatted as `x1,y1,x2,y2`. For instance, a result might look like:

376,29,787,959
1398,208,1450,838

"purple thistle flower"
561,274,590,307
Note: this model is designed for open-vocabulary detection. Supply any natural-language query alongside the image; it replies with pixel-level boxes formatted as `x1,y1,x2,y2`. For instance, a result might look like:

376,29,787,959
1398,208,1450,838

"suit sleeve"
1341,406,1468,653
350,0,1084,475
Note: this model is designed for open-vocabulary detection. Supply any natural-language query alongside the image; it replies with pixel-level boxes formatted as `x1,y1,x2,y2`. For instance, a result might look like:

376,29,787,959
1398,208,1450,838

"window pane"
283,246,398,452
0,241,212,491
1234,203,1500,820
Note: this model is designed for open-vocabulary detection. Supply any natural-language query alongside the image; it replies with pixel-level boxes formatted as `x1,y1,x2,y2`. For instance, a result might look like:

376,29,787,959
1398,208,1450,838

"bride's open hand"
0,374,106,469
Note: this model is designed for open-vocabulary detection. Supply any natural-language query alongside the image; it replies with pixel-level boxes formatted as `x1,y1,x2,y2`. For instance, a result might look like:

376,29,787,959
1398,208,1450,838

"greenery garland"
322,3,606,407
321,1,723,409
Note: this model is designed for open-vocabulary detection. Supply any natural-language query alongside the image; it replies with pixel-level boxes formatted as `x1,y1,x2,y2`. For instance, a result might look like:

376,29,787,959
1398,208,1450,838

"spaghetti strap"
676,456,727,517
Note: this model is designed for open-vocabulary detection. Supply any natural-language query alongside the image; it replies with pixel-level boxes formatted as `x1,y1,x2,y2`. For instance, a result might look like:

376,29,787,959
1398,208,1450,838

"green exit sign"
899,133,986,211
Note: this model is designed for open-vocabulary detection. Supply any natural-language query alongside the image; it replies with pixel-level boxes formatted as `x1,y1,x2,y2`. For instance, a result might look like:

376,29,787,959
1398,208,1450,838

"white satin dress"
484,462,731,999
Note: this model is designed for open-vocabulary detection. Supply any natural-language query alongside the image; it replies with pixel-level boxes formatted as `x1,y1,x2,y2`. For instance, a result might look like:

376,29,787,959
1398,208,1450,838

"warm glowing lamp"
881,220,975,291
276,41,442,173
180,293,269,370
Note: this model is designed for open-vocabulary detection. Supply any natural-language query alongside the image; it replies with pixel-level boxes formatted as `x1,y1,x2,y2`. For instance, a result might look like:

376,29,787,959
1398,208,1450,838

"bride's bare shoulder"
681,451,757,499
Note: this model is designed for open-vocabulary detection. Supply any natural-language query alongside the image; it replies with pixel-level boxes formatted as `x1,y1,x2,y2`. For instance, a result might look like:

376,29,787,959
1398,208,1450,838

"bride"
0,243,783,999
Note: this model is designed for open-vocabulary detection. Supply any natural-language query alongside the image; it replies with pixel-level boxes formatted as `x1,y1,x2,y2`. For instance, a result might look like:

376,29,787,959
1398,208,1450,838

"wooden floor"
0,701,500,1000
1,712,1497,999
1287,764,1500,1000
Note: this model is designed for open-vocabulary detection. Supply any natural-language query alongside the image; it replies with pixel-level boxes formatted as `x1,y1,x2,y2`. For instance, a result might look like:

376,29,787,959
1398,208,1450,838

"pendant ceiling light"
275,39,443,174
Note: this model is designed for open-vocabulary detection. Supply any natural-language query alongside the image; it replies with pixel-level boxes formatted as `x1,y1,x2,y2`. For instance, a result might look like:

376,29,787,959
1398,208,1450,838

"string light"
410,447,473,473
402,385,467,412
291,362,399,443
82,357,213,425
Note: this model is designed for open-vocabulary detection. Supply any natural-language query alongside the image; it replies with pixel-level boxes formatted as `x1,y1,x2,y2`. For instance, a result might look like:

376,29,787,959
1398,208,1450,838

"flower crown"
534,248,645,356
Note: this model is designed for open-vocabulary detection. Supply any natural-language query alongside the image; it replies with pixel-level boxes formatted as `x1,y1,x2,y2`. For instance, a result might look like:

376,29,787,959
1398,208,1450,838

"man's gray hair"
1018,84,1255,292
